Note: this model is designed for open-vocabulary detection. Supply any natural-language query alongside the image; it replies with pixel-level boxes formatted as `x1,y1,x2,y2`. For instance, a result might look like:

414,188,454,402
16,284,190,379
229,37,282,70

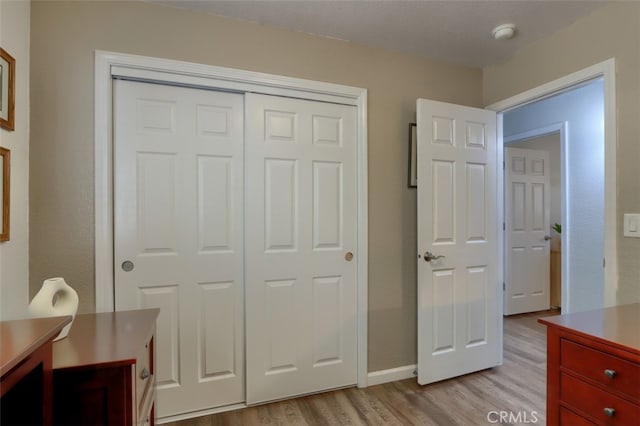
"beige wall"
483,2,640,305
1,0,30,320
30,0,482,371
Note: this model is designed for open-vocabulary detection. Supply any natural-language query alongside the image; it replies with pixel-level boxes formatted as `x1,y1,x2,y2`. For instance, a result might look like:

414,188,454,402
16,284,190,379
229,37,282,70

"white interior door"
114,80,245,417
417,99,501,385
245,93,358,405
504,147,551,315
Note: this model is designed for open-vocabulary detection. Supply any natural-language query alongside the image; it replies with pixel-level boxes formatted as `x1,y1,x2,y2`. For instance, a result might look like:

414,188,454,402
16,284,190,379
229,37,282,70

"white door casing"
487,59,617,309
113,80,245,417
417,99,501,385
95,54,370,406
245,93,358,405
504,147,551,315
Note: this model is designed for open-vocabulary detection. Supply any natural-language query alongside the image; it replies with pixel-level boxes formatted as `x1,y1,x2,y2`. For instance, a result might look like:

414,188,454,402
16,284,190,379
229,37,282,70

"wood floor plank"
164,310,557,426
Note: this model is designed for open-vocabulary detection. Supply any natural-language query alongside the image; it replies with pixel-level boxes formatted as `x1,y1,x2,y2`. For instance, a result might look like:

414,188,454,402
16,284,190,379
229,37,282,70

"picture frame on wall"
0,48,16,131
408,123,417,188
0,147,9,242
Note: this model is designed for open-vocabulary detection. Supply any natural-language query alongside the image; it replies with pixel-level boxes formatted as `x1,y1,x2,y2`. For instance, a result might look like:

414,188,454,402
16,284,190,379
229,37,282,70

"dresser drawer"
561,339,640,399
560,373,640,425
560,407,597,425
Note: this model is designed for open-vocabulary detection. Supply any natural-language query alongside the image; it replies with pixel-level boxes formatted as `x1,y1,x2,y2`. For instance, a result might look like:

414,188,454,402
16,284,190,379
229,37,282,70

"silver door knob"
424,251,445,262
140,368,150,379
121,260,134,272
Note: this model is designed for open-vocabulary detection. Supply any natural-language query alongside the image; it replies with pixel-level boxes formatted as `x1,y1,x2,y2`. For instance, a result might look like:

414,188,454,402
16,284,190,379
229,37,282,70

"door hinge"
503,222,505,231
603,258,606,268
503,282,506,291
503,161,505,170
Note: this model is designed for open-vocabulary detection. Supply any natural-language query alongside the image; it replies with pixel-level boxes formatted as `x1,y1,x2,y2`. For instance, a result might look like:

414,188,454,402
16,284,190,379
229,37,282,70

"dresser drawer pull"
604,369,617,379
140,368,150,380
604,407,616,417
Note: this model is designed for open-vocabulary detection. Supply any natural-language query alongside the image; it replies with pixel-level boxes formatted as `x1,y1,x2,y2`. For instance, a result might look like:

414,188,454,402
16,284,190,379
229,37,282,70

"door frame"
93,50,370,387
487,58,617,308
504,123,567,312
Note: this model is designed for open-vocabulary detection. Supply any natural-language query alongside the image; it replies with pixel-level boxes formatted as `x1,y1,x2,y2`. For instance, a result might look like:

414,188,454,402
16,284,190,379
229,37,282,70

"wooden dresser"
1,316,71,426
539,303,640,425
52,309,159,426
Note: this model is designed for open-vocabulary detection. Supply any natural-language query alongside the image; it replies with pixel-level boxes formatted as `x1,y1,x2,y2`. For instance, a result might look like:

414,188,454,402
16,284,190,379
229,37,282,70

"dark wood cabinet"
52,309,159,426
540,304,640,426
1,316,71,426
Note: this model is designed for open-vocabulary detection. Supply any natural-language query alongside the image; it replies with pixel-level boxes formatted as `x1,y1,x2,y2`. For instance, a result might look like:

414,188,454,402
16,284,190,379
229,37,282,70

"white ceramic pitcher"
28,277,79,341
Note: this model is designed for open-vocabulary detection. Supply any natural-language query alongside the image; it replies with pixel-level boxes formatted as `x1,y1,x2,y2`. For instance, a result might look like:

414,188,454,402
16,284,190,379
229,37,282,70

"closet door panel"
114,80,245,418
245,93,358,405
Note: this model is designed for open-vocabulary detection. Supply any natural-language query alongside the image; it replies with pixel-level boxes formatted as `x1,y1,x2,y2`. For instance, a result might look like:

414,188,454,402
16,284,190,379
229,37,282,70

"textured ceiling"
147,0,608,68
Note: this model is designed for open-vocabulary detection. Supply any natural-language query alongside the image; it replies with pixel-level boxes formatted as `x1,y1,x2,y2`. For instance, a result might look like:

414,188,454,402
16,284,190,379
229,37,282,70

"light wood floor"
164,310,558,426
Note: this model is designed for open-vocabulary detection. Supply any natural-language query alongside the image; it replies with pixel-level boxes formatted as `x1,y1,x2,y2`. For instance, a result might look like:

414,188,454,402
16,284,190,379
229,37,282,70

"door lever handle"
424,251,445,262
544,235,551,241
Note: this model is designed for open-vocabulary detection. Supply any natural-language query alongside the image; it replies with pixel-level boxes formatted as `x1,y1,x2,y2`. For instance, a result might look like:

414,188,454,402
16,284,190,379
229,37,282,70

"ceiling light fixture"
492,23,516,40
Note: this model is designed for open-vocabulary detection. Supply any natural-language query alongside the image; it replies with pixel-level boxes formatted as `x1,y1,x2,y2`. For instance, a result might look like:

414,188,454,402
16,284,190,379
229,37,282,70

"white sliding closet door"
245,93,358,405
114,80,245,418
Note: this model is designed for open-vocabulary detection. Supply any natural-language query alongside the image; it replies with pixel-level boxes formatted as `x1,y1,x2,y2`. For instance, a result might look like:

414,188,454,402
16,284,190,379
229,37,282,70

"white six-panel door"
114,82,359,415
504,147,551,315
245,93,358,405
114,80,245,417
417,99,501,384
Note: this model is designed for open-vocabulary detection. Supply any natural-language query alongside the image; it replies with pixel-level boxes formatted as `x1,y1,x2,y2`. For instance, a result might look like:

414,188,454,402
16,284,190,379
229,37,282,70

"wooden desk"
52,309,159,426
1,316,71,426
539,304,640,425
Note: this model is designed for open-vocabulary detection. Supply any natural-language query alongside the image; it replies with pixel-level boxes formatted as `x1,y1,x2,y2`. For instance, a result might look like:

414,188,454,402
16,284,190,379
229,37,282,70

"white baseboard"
367,364,417,386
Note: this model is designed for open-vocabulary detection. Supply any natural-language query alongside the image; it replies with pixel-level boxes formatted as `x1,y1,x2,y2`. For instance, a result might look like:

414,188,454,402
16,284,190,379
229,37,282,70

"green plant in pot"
551,223,562,251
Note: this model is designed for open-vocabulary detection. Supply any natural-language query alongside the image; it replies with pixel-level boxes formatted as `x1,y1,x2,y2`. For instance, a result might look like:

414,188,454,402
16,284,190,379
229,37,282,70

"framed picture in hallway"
0,48,16,131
